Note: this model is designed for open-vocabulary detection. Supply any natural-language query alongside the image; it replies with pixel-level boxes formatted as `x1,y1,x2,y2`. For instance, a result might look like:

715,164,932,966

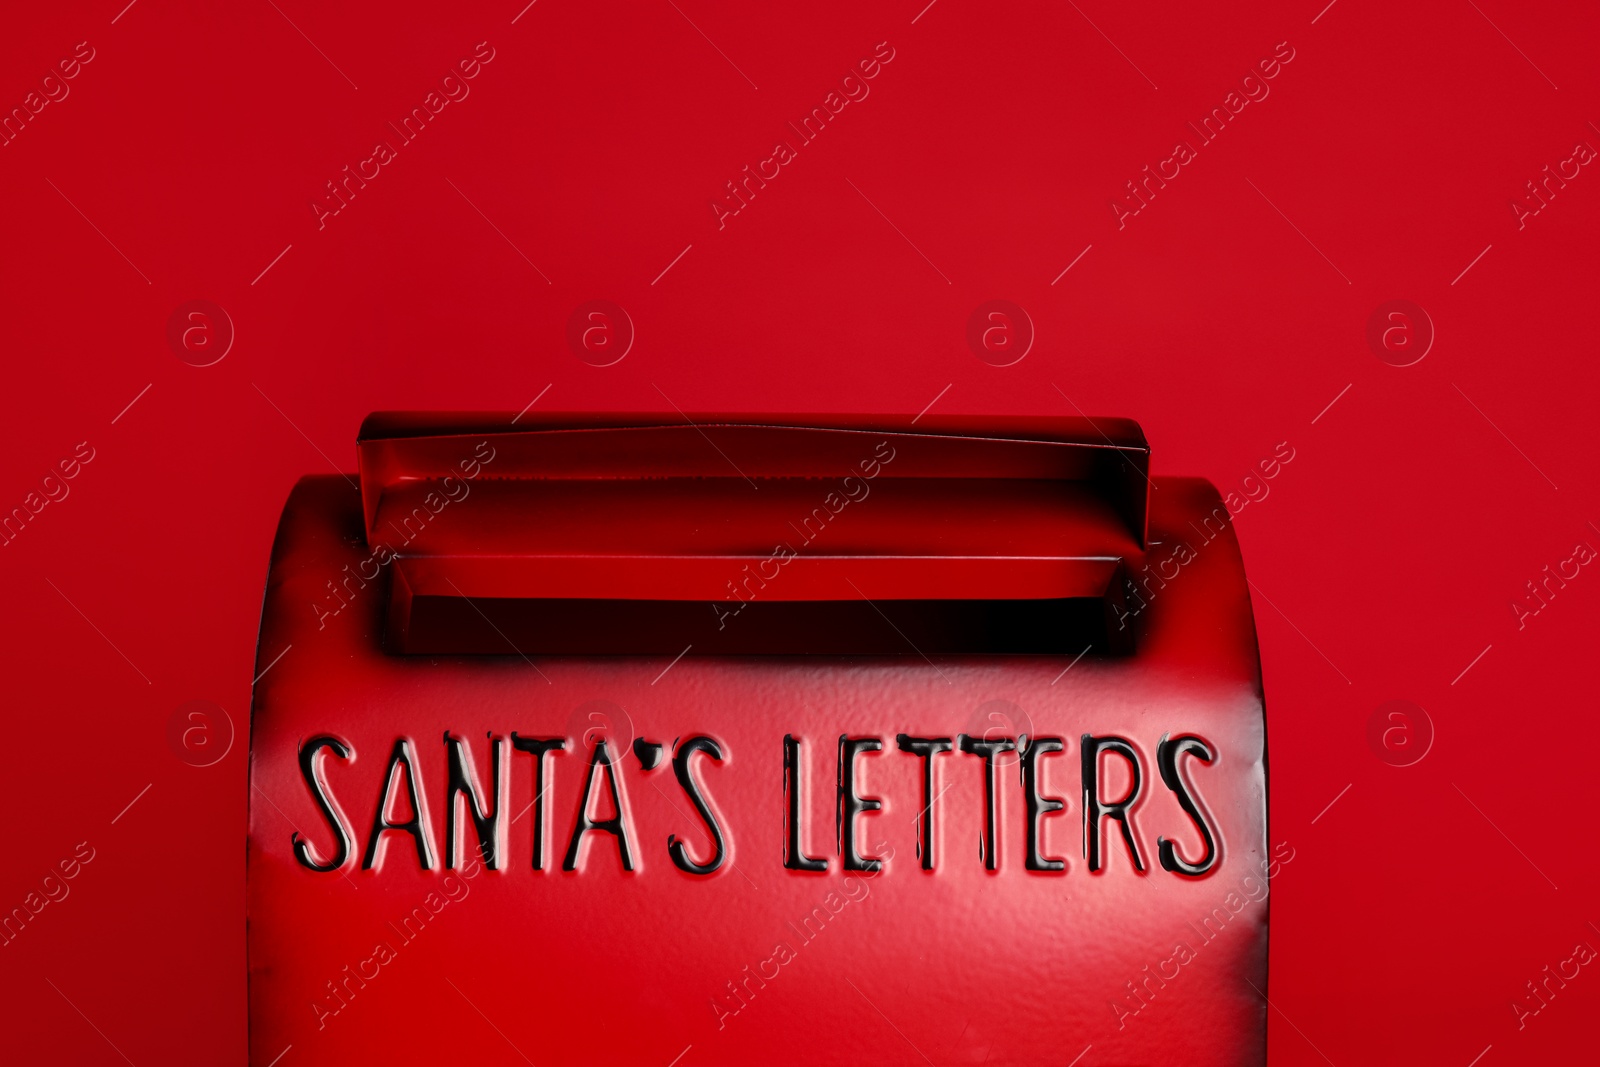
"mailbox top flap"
354,413,1151,653
357,410,1150,548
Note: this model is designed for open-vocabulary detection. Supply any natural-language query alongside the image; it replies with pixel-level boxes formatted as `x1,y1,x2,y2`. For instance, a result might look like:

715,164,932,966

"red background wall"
1,1,1595,1063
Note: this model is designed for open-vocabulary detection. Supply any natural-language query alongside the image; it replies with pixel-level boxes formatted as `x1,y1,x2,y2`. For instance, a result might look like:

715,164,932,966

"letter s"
474,41,497,63
74,441,96,464
1155,734,1219,876
1273,40,1296,63
668,736,726,875
74,41,97,63
293,736,356,872
874,40,896,63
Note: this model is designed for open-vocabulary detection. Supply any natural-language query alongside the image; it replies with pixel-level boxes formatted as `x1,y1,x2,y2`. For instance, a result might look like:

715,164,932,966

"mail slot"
247,413,1271,1066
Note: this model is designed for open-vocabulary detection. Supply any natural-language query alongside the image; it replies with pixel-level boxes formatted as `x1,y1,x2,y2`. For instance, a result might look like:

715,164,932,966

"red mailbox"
247,413,1272,1065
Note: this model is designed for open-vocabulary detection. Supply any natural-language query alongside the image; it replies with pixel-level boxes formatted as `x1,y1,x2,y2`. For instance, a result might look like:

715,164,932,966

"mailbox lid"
356,412,1150,552
356,414,1151,654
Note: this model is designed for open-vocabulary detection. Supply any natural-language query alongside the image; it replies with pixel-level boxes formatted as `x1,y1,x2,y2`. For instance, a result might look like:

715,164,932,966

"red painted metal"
248,413,1268,1065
